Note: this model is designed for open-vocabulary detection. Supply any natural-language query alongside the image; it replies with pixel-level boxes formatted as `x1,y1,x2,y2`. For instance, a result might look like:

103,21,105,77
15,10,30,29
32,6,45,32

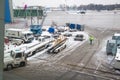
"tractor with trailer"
47,35,67,53
4,40,53,71
5,28,34,45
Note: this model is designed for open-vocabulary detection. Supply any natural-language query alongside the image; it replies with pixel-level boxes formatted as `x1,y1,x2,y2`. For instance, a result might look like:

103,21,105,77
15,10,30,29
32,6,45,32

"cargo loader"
47,35,67,53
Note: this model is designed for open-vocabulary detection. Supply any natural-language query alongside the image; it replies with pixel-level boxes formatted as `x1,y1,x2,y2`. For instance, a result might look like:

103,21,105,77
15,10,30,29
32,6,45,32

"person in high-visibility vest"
89,35,94,45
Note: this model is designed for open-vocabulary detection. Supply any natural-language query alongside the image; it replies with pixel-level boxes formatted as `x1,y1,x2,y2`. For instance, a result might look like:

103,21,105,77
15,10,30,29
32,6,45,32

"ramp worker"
89,35,94,45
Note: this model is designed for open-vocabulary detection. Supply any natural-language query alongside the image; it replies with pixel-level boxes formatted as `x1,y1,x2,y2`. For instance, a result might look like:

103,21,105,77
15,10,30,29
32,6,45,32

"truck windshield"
15,53,22,58
112,36,120,40
109,43,115,47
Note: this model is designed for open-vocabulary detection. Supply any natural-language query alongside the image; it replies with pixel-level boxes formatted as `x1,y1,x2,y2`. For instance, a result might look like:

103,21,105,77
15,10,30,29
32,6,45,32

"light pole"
0,0,4,80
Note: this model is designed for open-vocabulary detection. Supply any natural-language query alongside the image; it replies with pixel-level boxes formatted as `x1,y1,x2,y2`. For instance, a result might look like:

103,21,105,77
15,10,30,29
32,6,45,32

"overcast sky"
12,0,120,7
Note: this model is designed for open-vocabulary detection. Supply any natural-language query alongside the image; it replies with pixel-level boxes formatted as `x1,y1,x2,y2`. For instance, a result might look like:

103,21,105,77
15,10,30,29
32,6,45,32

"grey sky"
12,0,120,7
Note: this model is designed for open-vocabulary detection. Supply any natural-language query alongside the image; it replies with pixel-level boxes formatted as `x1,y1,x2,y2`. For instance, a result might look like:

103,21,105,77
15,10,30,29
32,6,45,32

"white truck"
111,46,120,70
5,28,34,45
4,49,27,71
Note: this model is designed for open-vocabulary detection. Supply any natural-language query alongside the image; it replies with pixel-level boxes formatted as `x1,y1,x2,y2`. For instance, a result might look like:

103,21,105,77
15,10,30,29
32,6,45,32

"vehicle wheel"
107,52,109,55
7,64,13,71
20,62,26,67
64,45,66,49
32,51,36,55
58,49,60,53
13,43,17,45
107,52,111,55
54,50,60,54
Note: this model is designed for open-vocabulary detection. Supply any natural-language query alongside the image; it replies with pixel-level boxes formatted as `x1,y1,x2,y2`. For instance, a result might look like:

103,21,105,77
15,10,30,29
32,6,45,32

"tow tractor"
47,35,67,53
4,49,27,71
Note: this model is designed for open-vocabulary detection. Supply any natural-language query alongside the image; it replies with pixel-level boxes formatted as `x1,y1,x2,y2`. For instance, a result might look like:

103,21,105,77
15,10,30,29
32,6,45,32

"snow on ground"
4,29,89,64
94,36,115,67
65,31,89,51
27,31,89,62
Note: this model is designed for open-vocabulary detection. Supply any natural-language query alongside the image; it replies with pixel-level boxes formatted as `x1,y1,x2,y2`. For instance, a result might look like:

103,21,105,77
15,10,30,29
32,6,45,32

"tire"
107,52,111,55
20,62,26,67
54,49,60,54
20,40,24,45
32,51,36,55
64,45,66,49
58,49,60,53
106,52,109,55
6,64,13,71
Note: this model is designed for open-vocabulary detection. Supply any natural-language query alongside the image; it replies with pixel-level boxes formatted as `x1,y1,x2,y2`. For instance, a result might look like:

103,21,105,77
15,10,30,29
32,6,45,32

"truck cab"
22,31,34,43
106,40,117,55
112,33,120,46
4,49,27,71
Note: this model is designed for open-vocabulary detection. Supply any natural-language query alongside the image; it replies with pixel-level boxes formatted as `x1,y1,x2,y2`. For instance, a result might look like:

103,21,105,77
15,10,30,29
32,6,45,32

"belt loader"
47,35,67,53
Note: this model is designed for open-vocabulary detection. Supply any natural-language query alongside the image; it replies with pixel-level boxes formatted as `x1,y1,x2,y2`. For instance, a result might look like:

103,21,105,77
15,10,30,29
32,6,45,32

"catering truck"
5,28,34,45
4,49,27,71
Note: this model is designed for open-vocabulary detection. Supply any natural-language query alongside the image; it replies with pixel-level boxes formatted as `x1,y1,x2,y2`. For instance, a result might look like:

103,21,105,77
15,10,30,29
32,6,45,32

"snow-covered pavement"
27,31,89,62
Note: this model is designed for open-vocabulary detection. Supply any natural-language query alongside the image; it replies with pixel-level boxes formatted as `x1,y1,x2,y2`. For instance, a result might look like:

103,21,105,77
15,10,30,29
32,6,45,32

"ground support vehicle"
74,34,84,41
106,33,120,55
30,25,42,37
63,32,72,37
4,49,27,71
25,40,52,57
67,23,85,31
5,28,34,45
4,39,51,70
47,36,67,54
106,40,117,55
